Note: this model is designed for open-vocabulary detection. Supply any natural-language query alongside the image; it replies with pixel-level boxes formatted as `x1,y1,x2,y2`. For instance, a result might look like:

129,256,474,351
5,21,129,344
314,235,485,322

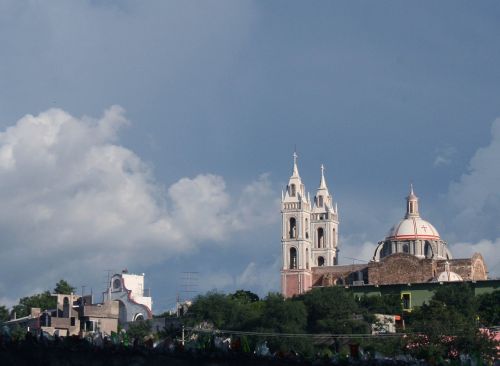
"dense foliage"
7,279,76,319
184,286,500,360
0,305,9,323
127,320,153,342
53,279,76,295
405,284,498,361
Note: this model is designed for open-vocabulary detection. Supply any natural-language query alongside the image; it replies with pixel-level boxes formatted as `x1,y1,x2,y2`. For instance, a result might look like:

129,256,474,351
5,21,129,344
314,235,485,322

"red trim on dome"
387,234,440,240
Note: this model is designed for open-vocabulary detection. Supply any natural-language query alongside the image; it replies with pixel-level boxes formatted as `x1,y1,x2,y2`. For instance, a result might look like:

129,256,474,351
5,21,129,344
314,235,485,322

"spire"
319,164,327,189
291,151,300,178
405,183,419,218
409,183,416,198
285,151,304,201
316,164,330,195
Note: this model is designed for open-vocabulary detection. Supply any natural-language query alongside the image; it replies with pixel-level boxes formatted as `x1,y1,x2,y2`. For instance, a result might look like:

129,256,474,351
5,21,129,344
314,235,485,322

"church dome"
385,184,440,240
435,270,463,282
372,185,452,262
386,217,440,240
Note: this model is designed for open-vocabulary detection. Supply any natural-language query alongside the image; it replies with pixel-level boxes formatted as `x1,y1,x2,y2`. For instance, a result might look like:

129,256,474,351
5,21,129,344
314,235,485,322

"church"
281,154,488,298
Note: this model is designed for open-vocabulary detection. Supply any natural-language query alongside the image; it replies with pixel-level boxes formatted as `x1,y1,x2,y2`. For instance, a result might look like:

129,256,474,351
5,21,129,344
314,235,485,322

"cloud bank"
0,107,278,305
446,118,500,276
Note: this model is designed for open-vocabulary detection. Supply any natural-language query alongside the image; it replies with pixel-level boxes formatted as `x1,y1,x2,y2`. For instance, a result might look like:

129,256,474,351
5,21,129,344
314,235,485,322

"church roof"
386,217,440,240
386,185,441,241
434,270,463,282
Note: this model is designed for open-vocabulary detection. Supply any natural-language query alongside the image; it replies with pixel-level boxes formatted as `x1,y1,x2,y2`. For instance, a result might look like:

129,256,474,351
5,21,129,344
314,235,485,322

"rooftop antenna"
177,272,199,317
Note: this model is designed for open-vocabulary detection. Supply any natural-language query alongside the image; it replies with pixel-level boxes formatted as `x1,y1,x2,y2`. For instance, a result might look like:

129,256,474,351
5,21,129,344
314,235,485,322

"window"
63,297,70,317
306,248,309,269
85,320,97,332
317,228,324,248
290,184,296,197
305,218,309,239
332,228,336,245
319,195,324,207
40,312,51,327
71,317,76,326
424,241,432,258
402,243,409,253
289,218,297,239
318,256,325,266
401,293,411,311
289,248,297,269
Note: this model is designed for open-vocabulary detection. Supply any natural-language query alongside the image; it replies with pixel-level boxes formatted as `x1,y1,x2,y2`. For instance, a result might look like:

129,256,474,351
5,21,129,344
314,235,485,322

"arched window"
306,248,309,269
332,228,336,246
289,248,297,269
290,184,296,197
318,195,324,207
305,218,309,239
63,297,70,318
318,256,325,266
402,243,409,253
424,241,433,258
289,217,297,239
317,228,324,248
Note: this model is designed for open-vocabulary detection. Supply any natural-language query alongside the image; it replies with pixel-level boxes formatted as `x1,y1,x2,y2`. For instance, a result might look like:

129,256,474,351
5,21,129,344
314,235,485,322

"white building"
281,152,339,297
103,271,152,324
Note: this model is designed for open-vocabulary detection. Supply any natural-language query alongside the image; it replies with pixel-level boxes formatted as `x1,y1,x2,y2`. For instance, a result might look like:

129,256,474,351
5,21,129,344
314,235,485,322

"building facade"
4,293,119,337
103,271,152,324
281,155,488,298
281,153,339,297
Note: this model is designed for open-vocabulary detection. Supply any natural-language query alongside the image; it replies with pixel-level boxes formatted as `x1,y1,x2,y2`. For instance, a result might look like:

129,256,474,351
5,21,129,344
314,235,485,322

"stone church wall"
368,253,435,285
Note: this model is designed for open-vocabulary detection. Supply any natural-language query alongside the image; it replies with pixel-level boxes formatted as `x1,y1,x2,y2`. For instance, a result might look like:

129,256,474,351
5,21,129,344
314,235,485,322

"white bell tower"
281,152,313,298
311,164,339,267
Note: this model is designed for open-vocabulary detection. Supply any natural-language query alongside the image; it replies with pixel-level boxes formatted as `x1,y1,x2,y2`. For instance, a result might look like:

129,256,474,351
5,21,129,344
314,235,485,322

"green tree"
186,291,263,331
0,305,9,323
260,293,307,334
11,291,55,318
405,284,498,361
259,293,312,356
54,279,76,295
477,290,500,326
127,320,153,341
432,283,477,319
300,287,370,334
185,291,234,328
358,293,402,315
230,290,259,303
10,279,74,318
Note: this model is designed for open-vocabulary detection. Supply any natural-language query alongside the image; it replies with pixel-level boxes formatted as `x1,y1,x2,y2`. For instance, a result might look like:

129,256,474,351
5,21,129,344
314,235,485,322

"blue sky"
0,1,499,312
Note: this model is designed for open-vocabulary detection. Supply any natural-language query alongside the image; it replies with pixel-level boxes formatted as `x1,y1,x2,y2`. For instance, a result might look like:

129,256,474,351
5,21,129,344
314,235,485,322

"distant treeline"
182,285,500,361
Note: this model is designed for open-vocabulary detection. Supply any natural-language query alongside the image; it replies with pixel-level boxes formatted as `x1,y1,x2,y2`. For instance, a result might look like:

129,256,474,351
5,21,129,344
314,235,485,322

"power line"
184,327,408,340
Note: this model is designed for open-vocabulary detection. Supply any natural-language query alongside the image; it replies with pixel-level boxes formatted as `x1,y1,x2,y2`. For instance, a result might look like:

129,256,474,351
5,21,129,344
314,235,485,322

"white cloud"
0,107,277,304
337,238,377,265
195,257,281,297
450,239,500,278
236,257,281,293
433,145,457,167
443,117,500,276
448,118,500,218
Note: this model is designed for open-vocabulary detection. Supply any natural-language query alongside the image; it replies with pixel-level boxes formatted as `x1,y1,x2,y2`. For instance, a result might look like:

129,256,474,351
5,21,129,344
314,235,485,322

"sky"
0,1,499,313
